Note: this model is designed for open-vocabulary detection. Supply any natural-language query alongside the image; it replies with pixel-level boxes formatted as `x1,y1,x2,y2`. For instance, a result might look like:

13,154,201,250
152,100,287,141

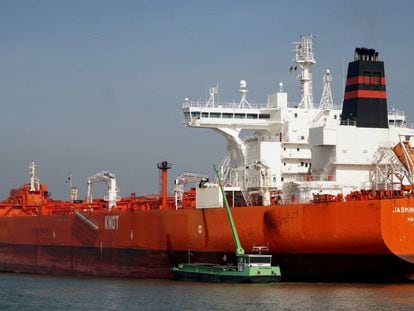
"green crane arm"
213,165,245,256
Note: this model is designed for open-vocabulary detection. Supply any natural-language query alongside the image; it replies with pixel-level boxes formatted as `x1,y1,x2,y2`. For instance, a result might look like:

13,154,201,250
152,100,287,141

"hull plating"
0,244,411,282
0,197,413,281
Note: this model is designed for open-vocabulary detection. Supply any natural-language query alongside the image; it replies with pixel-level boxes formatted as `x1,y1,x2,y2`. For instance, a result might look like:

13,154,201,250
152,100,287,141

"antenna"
206,84,218,107
238,80,252,108
66,172,73,189
319,69,334,109
293,34,316,109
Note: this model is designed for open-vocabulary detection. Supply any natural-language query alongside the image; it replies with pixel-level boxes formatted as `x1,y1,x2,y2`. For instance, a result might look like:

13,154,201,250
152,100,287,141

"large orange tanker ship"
1,36,414,281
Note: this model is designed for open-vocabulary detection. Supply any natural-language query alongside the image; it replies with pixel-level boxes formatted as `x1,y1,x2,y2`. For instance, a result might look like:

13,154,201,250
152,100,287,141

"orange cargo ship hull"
1,197,414,281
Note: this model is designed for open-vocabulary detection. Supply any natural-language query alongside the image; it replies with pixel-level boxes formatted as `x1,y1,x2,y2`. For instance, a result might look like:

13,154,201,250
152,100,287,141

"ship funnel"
341,47,388,128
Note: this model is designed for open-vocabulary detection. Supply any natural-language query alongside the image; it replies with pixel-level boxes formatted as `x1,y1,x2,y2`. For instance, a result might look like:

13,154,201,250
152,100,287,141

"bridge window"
201,112,209,118
191,112,200,118
247,114,258,119
210,112,221,118
259,114,270,119
222,113,233,118
235,113,245,119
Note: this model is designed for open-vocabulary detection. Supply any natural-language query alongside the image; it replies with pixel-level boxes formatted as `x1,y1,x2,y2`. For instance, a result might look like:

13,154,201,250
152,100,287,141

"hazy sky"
0,0,413,199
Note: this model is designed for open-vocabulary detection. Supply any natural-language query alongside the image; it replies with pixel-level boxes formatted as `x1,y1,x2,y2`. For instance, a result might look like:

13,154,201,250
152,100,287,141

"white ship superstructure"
182,34,414,205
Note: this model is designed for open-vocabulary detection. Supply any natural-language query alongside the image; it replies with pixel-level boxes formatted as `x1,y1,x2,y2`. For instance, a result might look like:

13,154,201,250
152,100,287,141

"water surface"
0,274,413,310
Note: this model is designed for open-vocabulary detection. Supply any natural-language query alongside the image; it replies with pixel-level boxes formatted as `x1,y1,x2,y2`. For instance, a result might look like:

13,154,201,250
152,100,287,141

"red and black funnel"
341,48,388,128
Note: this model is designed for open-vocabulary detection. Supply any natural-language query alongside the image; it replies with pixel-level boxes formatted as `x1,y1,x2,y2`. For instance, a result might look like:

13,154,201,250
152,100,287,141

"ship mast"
293,34,316,109
66,172,78,202
29,161,40,191
319,69,334,109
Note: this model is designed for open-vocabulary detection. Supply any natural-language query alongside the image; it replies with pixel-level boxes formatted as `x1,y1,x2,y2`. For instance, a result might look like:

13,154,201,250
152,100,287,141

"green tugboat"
171,166,282,283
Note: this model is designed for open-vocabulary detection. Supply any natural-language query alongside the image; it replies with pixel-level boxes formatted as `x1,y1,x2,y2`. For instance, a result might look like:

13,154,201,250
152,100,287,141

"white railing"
283,175,336,182
183,100,267,109
228,169,245,189
388,110,405,118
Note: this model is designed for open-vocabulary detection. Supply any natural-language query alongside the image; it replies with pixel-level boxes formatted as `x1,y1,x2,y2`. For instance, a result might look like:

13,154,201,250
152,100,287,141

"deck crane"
174,172,209,209
86,170,120,210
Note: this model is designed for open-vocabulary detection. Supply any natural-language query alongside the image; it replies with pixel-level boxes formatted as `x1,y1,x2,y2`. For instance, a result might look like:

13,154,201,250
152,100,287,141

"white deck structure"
182,34,414,204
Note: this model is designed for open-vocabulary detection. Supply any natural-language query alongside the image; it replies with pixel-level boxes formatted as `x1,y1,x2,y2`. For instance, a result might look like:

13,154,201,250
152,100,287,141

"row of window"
389,119,404,126
186,111,271,120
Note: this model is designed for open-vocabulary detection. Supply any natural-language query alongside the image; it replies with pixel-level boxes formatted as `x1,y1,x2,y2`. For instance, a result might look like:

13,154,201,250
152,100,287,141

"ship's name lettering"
392,207,414,213
105,215,119,230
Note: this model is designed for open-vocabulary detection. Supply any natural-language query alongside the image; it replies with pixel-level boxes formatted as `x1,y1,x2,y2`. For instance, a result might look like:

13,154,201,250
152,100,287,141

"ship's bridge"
182,81,286,131
181,81,290,194
182,101,282,130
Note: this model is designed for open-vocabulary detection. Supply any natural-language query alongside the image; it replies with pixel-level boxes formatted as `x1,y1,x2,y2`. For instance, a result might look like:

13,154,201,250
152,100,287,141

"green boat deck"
171,254,281,283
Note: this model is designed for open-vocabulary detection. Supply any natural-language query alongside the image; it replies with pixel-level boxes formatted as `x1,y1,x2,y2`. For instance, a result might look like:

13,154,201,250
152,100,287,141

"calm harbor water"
0,273,413,310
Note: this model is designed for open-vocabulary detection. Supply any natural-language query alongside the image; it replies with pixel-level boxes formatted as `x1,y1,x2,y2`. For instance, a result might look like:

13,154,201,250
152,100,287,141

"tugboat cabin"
238,254,273,271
